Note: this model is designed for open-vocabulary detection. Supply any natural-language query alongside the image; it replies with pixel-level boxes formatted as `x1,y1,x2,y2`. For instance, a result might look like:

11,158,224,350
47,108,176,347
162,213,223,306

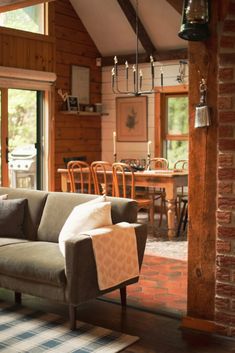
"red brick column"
216,0,235,337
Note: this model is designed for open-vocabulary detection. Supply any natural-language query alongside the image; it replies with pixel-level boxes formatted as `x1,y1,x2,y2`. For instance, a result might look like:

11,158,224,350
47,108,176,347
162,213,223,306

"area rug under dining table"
0,301,139,352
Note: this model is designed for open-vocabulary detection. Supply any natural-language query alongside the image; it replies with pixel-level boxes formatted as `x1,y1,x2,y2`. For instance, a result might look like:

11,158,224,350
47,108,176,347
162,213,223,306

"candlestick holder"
147,153,151,170
113,153,117,163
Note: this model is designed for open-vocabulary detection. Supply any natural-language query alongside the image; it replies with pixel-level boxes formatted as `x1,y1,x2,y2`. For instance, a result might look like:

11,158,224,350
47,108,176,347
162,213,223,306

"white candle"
113,131,116,155
125,61,129,80
147,140,152,155
139,69,143,89
111,67,115,88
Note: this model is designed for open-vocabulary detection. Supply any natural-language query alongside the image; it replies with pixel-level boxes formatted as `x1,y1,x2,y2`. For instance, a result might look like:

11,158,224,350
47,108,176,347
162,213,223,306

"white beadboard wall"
101,61,188,162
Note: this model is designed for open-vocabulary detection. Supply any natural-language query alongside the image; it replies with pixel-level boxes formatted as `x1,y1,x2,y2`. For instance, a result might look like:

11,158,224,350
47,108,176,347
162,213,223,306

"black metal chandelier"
111,0,155,96
178,0,210,41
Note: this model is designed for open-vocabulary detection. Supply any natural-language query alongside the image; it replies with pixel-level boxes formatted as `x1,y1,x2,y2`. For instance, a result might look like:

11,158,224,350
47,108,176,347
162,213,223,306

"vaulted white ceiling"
70,0,187,57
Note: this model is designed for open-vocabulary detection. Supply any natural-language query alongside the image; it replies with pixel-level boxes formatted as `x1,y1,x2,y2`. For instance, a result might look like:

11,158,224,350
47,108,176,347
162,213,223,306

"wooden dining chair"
91,161,113,196
147,158,169,227
112,162,155,235
67,160,92,193
147,157,169,170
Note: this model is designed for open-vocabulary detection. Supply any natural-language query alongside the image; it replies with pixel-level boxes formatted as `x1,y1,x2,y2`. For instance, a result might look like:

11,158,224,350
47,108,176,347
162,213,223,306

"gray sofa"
0,187,147,329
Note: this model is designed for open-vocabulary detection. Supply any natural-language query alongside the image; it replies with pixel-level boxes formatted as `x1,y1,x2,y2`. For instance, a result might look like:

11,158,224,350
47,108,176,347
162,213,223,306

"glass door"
0,88,43,189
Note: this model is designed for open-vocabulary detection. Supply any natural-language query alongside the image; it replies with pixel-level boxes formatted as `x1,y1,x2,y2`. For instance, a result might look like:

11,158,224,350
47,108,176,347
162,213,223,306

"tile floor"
104,213,188,317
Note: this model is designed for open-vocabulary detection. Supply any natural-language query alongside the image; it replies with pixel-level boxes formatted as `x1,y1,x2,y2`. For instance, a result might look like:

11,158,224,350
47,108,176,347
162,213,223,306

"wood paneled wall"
54,0,102,191
0,27,55,72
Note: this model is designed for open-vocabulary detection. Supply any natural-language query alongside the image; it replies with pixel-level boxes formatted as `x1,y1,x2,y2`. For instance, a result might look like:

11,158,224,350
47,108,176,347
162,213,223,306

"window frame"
0,2,48,36
154,85,188,159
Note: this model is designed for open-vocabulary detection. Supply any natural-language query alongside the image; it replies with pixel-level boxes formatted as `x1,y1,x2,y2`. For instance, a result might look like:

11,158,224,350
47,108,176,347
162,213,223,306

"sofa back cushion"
38,192,137,243
0,198,27,238
0,187,48,240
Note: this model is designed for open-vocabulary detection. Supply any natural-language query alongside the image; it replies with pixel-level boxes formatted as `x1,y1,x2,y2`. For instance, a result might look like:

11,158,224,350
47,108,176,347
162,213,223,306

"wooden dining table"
57,168,188,239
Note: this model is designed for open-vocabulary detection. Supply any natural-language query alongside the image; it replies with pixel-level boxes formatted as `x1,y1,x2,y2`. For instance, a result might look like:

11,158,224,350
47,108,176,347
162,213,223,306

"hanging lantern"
178,0,210,41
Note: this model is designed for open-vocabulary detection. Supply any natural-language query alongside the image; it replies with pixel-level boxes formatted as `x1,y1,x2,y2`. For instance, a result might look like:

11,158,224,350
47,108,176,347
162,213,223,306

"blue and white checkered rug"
0,301,139,352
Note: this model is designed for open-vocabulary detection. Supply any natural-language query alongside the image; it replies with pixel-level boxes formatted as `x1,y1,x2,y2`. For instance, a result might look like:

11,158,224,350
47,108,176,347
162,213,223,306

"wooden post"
186,1,218,321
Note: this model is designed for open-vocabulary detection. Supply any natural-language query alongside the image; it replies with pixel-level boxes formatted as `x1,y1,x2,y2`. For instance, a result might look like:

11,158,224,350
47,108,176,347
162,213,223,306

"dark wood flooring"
0,289,234,353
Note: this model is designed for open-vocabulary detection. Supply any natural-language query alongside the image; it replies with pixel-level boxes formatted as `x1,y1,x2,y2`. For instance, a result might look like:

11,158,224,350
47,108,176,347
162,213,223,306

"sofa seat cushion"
0,242,66,287
0,238,29,247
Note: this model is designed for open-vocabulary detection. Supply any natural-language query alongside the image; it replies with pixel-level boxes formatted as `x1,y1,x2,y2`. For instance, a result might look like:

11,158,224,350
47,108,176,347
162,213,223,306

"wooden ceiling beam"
165,0,183,14
101,48,188,66
117,0,156,55
0,0,54,13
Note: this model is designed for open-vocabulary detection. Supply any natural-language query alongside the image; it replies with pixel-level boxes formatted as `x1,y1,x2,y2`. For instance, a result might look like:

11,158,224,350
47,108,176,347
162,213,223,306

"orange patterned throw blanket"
81,222,139,290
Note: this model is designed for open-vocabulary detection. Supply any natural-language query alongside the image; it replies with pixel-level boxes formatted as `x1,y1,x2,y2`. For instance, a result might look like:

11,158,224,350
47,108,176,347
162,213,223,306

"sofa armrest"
64,223,147,305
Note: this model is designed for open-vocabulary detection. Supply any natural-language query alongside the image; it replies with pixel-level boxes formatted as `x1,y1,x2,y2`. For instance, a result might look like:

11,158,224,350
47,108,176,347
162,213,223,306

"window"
0,4,45,34
164,94,189,168
155,86,188,168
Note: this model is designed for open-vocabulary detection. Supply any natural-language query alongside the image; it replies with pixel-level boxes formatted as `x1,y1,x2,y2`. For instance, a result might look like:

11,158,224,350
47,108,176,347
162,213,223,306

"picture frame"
67,96,79,112
116,96,148,142
71,65,90,105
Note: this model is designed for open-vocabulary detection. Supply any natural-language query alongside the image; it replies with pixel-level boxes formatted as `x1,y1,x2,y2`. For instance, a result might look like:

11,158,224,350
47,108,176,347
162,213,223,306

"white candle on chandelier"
111,67,115,88
147,140,152,155
125,61,129,80
139,69,143,89
150,55,154,78
114,56,118,76
160,66,164,87
133,65,136,85
113,131,117,155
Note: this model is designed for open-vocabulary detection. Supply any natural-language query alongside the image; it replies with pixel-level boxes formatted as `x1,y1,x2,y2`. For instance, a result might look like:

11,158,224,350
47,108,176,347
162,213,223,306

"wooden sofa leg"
120,287,127,307
15,292,22,304
69,304,77,330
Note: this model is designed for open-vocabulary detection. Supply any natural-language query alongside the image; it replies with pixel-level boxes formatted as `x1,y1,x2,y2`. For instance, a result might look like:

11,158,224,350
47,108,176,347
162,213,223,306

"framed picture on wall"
71,65,90,105
67,96,79,111
116,96,148,142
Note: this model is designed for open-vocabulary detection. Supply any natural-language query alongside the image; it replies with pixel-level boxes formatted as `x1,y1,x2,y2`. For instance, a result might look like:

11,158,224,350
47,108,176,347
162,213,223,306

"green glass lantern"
178,0,210,41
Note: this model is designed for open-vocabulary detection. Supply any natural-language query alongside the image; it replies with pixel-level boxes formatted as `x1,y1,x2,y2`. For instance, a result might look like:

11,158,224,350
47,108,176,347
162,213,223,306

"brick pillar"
216,0,235,337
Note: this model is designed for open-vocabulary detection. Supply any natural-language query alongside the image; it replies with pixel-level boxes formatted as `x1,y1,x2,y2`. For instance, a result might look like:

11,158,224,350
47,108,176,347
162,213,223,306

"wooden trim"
0,78,55,91
47,0,55,37
0,66,56,83
154,85,189,157
102,49,188,66
154,89,162,157
155,85,188,94
46,88,55,191
0,0,55,13
1,88,8,186
181,316,218,333
165,134,189,141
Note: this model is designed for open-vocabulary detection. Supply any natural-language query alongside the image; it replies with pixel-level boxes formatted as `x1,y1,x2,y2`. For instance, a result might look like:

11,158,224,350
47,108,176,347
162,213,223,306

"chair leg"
149,203,155,236
183,206,188,231
69,304,77,330
15,291,22,304
158,192,167,227
120,286,127,307
176,200,187,237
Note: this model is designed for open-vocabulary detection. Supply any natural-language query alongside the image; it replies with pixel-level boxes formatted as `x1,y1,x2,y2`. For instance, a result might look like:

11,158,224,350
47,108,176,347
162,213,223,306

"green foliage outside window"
167,96,188,135
0,4,44,34
8,89,36,153
165,95,189,168
166,141,189,168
